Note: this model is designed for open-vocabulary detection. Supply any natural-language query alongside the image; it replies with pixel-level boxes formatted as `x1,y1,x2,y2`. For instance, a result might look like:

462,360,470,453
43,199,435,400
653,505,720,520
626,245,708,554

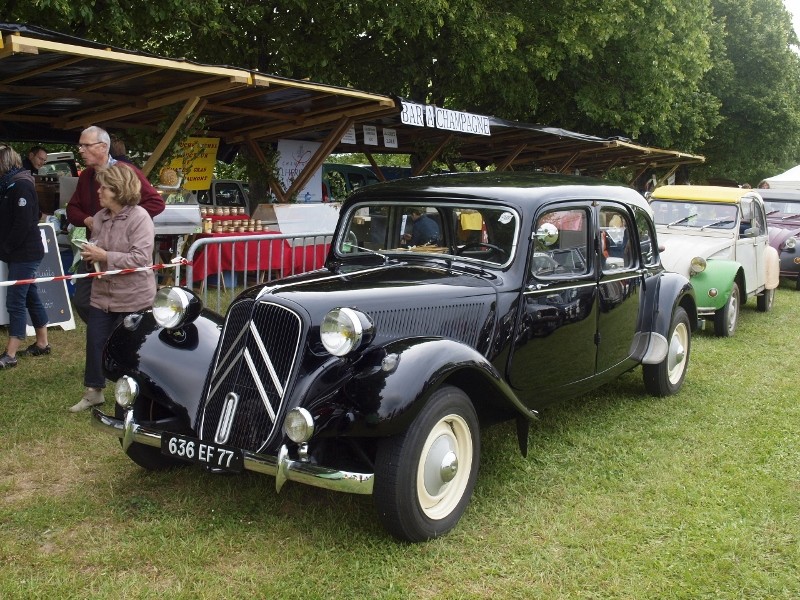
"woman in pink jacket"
70,165,156,412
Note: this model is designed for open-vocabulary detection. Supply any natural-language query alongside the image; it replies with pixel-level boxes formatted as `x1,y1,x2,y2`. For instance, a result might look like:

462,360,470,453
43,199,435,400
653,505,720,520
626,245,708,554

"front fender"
689,260,741,311
764,245,780,289
103,309,223,430
340,337,533,437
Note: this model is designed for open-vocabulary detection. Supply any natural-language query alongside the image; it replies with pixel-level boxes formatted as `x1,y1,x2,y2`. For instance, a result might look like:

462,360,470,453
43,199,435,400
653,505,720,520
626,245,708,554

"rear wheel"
374,386,480,542
643,307,691,396
713,282,740,337
756,287,775,312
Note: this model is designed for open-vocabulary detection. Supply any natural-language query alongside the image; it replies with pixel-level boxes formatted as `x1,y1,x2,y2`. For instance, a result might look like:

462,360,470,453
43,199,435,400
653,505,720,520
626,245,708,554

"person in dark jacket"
21,146,48,175
0,146,50,369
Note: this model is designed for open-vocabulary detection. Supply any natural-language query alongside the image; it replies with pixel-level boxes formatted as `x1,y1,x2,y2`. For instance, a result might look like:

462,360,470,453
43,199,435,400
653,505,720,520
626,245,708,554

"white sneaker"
69,388,105,413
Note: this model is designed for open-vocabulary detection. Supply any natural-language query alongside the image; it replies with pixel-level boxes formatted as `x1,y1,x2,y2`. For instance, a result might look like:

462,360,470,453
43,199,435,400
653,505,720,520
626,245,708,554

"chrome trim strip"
91,408,374,495
214,392,239,444
243,348,276,421
249,321,284,398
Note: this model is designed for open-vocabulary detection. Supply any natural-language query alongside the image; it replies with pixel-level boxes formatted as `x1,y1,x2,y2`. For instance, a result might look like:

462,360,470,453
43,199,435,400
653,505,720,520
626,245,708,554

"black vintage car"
92,172,697,542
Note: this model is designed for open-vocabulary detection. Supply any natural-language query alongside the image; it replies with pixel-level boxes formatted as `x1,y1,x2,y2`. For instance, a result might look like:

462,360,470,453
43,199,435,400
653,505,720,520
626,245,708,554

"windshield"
337,202,519,267
763,200,800,217
650,200,739,229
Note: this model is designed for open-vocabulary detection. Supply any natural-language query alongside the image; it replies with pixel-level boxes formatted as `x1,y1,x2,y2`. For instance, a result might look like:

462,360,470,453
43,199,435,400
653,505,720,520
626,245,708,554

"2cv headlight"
689,256,707,275
320,307,374,356
783,237,797,250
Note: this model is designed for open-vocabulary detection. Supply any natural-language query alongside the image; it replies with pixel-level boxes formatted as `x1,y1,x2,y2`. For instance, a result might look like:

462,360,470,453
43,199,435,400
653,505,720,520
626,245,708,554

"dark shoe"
20,343,51,357
0,353,18,369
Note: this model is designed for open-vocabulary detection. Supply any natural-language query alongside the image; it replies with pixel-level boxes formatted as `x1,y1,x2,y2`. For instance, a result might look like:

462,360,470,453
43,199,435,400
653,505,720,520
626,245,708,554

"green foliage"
5,0,800,183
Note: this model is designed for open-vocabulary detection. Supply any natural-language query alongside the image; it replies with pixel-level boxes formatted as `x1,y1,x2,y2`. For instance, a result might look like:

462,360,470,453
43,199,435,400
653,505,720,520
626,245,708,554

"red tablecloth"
189,232,330,282
190,231,290,282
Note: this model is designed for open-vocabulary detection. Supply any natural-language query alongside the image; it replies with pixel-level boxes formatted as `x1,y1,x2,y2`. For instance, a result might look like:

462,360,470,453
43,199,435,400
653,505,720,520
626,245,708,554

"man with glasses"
66,125,165,322
22,145,48,175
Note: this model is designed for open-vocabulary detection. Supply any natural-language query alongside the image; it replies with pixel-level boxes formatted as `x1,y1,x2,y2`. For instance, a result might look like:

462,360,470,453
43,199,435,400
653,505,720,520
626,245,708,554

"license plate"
161,433,244,472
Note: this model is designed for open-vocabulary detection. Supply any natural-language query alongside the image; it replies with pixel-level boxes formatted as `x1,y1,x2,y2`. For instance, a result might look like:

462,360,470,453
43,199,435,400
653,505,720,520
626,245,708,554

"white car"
650,185,780,336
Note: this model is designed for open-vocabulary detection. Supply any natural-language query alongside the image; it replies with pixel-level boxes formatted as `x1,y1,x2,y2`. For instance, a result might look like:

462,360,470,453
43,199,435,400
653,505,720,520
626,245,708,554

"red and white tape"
0,258,190,288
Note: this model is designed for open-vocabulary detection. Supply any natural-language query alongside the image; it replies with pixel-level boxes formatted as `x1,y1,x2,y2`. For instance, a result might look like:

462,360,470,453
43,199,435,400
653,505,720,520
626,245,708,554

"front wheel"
756,287,775,312
643,306,691,396
374,386,480,542
713,282,740,337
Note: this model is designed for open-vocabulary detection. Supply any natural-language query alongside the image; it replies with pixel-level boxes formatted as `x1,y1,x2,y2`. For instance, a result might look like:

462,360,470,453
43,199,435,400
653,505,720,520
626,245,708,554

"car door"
508,204,598,398
736,197,768,293
596,204,644,373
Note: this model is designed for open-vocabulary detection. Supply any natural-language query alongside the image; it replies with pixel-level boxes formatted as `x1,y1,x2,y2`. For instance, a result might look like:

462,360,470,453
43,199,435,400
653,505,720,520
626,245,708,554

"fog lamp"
284,408,314,443
689,256,707,275
115,375,139,409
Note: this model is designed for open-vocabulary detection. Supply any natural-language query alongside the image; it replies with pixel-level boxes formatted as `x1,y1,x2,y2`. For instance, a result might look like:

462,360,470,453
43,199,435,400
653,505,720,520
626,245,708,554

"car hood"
656,229,734,274
768,224,800,250
253,263,500,346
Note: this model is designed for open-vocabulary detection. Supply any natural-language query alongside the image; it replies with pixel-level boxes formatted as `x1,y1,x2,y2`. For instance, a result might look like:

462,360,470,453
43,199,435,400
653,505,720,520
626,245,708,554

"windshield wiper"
345,244,390,264
781,213,800,220
701,219,735,230
766,209,781,216
667,214,697,227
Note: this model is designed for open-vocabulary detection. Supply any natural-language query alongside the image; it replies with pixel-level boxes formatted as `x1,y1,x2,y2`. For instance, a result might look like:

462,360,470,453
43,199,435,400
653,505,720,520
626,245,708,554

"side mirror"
741,227,757,238
534,222,559,247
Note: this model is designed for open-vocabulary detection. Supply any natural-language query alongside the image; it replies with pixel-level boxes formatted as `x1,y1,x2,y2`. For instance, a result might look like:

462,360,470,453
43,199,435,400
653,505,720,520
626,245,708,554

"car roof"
651,184,757,204
346,171,649,212
756,188,800,201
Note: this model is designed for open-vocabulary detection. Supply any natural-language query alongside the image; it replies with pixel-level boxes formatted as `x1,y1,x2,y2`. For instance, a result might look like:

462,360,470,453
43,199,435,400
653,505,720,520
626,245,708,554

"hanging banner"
400,101,491,136
167,137,220,191
276,139,323,202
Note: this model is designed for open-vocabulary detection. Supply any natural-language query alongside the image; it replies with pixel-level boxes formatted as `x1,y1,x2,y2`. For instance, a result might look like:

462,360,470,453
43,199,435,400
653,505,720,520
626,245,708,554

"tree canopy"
6,0,800,182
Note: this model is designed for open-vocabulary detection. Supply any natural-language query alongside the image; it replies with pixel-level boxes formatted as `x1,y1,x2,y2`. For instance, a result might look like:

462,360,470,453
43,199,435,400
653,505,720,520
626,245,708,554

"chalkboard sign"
0,223,75,332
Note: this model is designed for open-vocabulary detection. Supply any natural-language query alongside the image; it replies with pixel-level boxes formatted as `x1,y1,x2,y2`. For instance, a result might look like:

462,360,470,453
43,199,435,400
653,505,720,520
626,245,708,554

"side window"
532,208,590,278
599,207,634,271
751,201,766,235
197,189,211,206
634,207,659,267
216,184,243,207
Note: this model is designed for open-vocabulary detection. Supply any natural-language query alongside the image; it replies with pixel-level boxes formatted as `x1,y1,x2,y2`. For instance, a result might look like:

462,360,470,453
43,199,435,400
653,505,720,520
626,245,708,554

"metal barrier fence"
182,231,333,312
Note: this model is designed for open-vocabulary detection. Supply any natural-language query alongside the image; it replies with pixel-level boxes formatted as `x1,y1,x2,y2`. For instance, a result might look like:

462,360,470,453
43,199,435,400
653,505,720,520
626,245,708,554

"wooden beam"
285,116,354,200
141,97,201,177
246,138,287,203
495,143,527,171
413,134,454,175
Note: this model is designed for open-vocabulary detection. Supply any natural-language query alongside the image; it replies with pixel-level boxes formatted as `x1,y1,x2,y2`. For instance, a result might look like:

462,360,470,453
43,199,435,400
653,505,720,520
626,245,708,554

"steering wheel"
456,242,508,258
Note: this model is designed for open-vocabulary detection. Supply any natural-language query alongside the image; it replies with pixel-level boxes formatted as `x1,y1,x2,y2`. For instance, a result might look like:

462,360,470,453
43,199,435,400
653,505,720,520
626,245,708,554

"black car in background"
760,188,800,289
92,172,697,541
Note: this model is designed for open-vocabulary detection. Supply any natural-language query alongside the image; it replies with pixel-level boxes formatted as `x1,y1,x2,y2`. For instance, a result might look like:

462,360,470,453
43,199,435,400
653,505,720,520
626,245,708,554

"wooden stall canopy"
0,23,703,194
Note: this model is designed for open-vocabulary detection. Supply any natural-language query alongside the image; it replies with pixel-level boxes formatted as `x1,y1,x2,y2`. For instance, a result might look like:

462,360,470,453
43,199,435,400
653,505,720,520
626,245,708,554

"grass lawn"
1,281,798,599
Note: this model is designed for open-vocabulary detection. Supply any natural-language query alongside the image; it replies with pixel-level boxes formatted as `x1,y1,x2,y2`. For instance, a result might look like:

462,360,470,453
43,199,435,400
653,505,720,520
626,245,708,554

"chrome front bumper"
90,408,374,495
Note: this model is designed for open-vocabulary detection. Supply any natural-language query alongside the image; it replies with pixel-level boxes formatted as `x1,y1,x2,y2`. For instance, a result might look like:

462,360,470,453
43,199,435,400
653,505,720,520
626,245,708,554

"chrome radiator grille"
199,298,303,452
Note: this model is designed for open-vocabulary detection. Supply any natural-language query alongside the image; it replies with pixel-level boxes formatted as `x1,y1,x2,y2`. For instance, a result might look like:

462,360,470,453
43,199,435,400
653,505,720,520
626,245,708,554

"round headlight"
284,408,314,443
784,237,797,250
320,307,373,356
689,256,707,275
152,287,193,329
115,375,139,409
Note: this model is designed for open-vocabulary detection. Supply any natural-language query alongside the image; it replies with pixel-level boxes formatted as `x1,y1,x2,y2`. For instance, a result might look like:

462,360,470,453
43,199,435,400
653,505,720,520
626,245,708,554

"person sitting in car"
404,207,440,246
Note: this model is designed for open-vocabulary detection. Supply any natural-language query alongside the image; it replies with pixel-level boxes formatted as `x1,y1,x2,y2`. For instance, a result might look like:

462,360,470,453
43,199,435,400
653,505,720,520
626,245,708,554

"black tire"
713,282,740,337
115,405,185,471
756,287,775,312
643,307,691,396
374,386,480,542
